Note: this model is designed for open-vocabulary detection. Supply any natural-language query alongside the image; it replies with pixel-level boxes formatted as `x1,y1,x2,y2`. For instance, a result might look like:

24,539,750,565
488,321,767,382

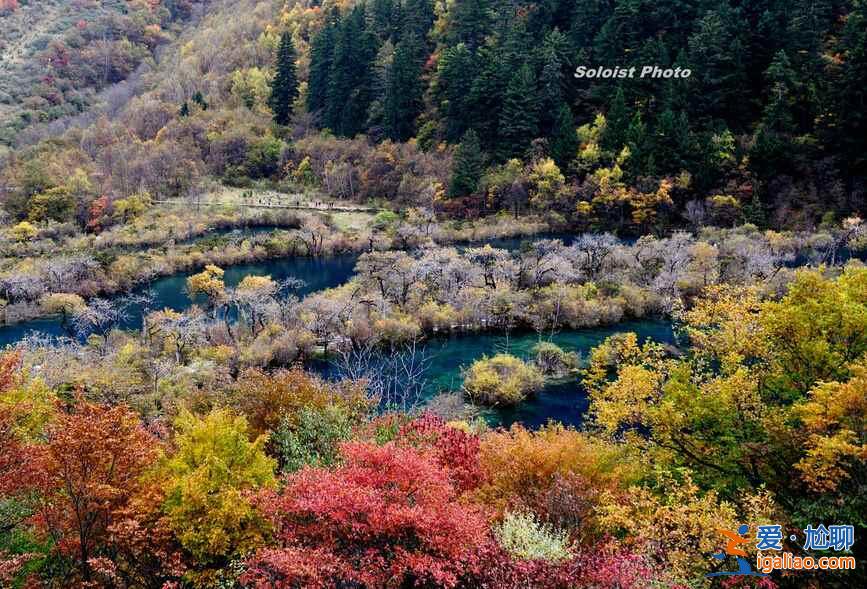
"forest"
0,0,866,588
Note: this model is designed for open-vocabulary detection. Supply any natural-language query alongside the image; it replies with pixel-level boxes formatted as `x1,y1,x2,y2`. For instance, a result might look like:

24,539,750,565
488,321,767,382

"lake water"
0,254,360,346
0,232,676,429
415,320,674,428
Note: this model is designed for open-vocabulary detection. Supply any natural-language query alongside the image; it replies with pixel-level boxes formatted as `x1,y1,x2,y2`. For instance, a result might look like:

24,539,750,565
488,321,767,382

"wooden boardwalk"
152,197,380,214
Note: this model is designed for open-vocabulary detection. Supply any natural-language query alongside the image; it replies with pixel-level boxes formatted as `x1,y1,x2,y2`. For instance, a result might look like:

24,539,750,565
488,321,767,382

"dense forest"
1,0,866,233
1,1,866,588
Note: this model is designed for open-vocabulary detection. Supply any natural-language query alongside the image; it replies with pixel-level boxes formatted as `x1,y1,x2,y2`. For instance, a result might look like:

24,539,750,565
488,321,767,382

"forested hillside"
1,0,865,232
0,0,206,156
2,2,867,589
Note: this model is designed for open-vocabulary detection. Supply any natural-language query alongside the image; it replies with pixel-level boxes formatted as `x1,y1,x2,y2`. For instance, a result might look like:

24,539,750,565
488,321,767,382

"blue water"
418,320,674,428
0,234,676,429
0,254,359,346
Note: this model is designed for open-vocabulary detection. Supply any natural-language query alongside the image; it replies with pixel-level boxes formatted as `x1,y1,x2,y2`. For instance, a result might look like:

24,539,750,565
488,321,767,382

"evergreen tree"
686,3,749,126
538,30,568,135
384,34,426,141
325,7,379,136
496,62,539,161
436,43,477,141
192,91,208,111
832,0,867,174
402,0,435,43
179,101,190,117
449,129,484,197
448,0,493,50
269,32,299,125
466,46,509,150
549,102,578,171
625,111,649,175
652,108,691,174
601,86,630,153
307,18,338,115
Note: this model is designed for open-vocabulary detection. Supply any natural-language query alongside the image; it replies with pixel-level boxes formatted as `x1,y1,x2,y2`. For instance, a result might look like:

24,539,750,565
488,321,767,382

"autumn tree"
3,402,161,586
241,442,489,588
160,410,275,583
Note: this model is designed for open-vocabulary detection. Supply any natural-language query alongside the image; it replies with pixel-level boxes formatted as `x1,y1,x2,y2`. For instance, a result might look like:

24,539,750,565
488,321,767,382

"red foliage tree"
86,195,110,233
398,414,484,493
241,441,489,588
3,402,167,586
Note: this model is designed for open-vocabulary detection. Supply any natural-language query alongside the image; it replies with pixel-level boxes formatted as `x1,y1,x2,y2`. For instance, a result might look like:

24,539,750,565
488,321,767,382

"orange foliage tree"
3,402,164,586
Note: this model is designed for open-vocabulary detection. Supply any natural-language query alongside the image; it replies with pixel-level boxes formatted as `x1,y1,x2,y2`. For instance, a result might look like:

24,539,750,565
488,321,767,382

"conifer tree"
384,34,425,141
601,86,630,153
269,32,299,125
496,62,538,161
834,0,867,173
448,0,493,50
550,102,578,170
307,17,338,116
449,129,484,197
325,7,379,136
436,43,477,142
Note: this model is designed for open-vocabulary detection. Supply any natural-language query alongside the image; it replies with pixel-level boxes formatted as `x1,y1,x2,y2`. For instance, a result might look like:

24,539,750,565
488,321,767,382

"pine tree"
402,0,435,43
269,32,299,125
625,111,648,175
549,102,578,171
601,86,630,153
179,101,190,117
496,62,538,161
687,3,749,125
325,7,379,136
192,91,208,111
652,108,691,174
436,43,477,142
449,129,484,197
832,1,867,173
307,17,338,116
538,30,567,135
448,0,493,50
384,34,425,141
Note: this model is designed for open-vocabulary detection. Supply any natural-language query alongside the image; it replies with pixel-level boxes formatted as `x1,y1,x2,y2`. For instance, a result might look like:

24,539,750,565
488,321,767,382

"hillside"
1,0,865,232
1,2,867,589
0,0,205,155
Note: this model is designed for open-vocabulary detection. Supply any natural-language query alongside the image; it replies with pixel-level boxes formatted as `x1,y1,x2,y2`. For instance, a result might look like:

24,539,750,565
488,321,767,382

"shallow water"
0,254,359,347
418,320,675,428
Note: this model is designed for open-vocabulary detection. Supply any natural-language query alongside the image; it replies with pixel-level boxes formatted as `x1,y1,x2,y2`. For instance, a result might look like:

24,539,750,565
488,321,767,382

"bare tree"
333,339,431,413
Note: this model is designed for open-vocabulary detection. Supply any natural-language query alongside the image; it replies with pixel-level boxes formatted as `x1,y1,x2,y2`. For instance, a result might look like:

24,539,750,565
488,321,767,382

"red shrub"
398,414,484,493
242,441,489,588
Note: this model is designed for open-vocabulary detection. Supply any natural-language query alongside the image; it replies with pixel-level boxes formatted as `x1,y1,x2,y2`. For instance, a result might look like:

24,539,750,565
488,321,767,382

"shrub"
462,353,544,405
495,511,572,562
532,341,580,376
241,442,489,588
272,405,354,473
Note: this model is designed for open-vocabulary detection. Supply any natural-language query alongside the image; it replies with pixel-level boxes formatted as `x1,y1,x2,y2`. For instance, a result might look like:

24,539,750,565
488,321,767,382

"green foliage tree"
268,32,299,125
549,103,579,171
384,33,425,141
449,129,484,197
496,63,539,161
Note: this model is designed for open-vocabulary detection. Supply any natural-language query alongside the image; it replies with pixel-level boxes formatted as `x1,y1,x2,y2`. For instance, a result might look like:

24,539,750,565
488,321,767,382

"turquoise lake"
0,233,675,428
